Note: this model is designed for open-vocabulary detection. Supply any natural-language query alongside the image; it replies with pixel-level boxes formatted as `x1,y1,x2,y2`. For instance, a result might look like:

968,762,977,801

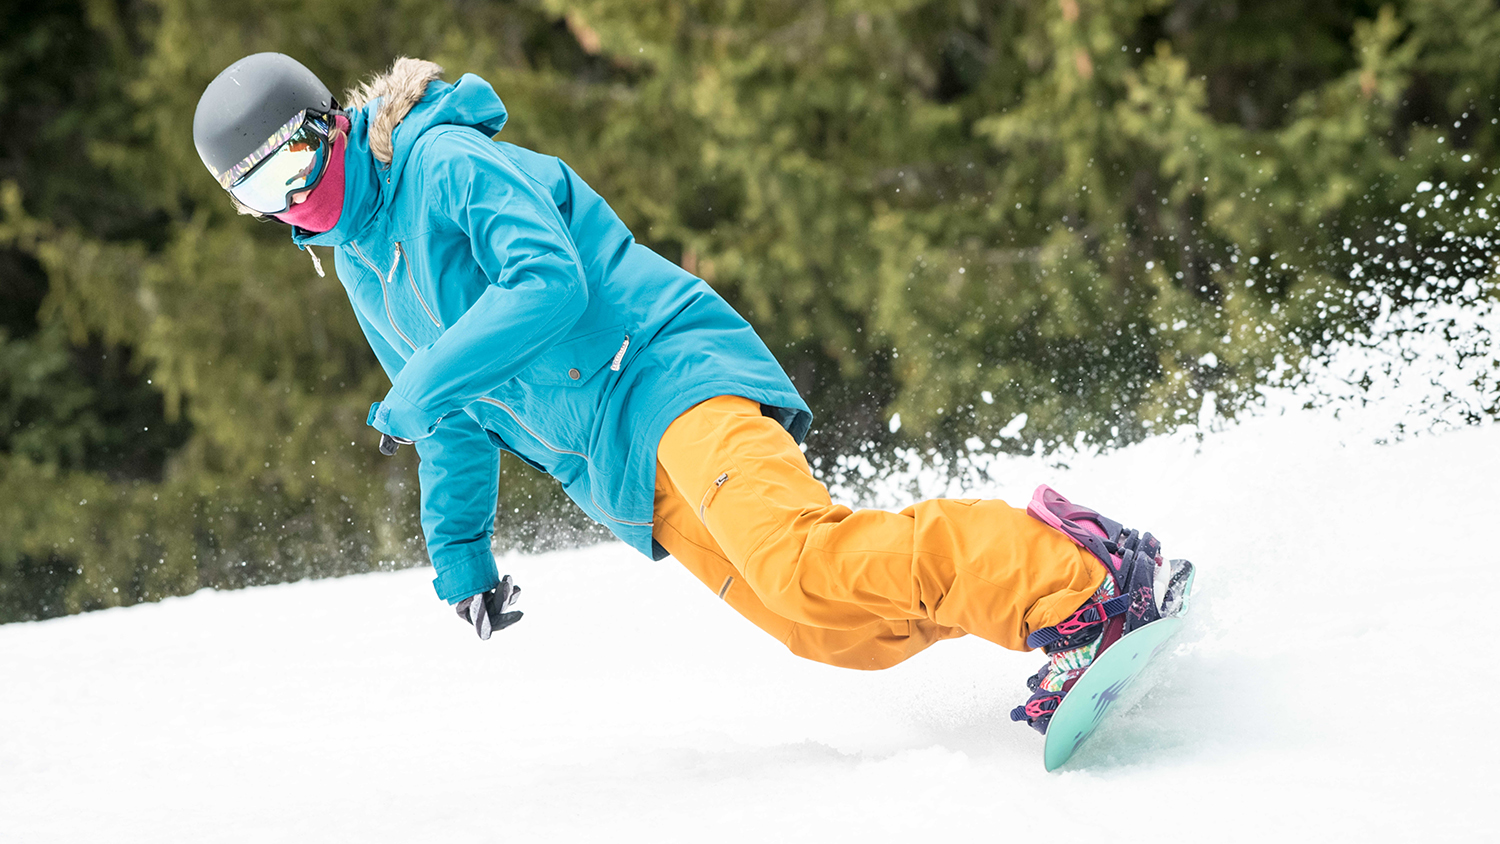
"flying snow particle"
1197,391,1218,431
999,413,1029,439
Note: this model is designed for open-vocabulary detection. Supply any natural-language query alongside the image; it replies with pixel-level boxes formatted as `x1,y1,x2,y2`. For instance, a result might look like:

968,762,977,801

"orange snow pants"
653,395,1105,670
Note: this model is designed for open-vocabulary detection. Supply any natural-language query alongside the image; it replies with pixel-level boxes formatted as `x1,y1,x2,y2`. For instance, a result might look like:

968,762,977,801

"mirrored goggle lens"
228,121,330,214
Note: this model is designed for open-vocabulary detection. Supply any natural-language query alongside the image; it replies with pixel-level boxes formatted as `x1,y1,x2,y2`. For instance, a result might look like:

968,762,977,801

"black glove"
454,574,523,640
379,433,415,456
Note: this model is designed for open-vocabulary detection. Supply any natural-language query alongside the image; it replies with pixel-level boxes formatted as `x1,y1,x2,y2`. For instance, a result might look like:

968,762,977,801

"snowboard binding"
1010,485,1194,735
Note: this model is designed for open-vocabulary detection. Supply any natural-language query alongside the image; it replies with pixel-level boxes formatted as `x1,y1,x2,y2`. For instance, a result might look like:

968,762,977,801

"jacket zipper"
397,243,442,329
478,397,586,458
478,396,653,527
352,242,417,351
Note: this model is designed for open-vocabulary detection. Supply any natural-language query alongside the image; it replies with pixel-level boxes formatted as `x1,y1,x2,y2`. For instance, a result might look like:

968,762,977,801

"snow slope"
2,395,1495,842
5,234,1498,841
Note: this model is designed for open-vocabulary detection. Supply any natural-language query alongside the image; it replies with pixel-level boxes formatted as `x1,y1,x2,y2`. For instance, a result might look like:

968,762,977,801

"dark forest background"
3,0,1497,622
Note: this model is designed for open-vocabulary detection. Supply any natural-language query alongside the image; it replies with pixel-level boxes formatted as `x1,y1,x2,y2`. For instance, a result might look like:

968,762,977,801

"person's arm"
367,131,589,441
413,410,502,602
351,306,503,603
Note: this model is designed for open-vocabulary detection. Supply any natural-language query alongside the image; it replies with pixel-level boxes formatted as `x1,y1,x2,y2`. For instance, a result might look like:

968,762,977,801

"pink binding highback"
1026,485,1129,585
1028,485,1113,542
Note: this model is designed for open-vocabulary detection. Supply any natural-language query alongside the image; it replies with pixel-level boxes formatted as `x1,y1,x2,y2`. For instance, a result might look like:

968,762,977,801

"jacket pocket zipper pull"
610,336,630,371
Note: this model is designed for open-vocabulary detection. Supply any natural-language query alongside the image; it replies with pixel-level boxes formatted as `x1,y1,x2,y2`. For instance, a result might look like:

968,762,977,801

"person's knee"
738,550,830,626
730,510,849,616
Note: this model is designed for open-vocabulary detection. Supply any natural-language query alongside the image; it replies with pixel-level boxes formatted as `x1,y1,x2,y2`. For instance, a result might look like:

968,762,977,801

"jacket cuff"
430,542,501,604
368,390,441,441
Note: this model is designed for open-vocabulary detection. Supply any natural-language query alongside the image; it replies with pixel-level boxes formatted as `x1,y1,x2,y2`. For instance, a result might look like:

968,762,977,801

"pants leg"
654,462,964,670
656,396,1104,652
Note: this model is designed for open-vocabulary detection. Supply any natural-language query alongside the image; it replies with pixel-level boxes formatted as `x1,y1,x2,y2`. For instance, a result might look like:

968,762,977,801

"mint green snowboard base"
1042,567,1195,772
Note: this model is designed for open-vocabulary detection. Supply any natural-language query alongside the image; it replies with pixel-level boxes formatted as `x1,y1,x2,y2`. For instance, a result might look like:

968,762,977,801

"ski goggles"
218,111,334,214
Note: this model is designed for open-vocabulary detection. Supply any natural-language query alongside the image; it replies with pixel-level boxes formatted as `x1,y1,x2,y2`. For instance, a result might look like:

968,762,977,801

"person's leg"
654,462,964,670
657,396,1104,652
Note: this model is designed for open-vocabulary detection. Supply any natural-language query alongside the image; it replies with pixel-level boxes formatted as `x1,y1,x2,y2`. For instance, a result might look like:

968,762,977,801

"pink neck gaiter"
274,114,350,233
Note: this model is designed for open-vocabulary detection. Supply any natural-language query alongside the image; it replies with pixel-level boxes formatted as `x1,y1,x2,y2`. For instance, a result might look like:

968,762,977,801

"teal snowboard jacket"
293,67,810,603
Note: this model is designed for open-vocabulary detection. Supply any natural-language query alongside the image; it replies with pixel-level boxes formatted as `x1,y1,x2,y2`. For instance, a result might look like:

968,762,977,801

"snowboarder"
192,53,1186,735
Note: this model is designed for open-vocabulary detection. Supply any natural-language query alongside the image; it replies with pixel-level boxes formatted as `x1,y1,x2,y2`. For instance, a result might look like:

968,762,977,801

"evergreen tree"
2,0,1496,621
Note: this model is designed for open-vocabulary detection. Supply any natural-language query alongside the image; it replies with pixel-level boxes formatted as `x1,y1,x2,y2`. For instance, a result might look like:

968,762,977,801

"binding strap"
1014,694,1061,720
1011,689,1064,734
1025,593,1133,650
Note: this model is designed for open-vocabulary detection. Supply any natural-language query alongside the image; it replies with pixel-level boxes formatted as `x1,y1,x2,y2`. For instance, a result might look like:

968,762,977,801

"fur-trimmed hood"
342,57,447,167
292,58,508,248
340,56,508,180
343,56,510,176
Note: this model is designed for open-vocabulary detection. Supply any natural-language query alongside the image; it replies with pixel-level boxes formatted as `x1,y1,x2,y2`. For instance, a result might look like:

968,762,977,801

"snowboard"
1042,559,1196,771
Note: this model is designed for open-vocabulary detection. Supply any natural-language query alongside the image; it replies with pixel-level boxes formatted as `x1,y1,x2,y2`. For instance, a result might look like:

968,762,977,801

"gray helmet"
193,53,335,187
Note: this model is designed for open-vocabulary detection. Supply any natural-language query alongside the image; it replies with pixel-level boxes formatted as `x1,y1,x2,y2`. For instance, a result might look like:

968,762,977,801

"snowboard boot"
1009,485,1194,734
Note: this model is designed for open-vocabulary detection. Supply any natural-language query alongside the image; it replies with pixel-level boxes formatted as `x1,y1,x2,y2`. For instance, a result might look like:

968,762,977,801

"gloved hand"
378,433,414,456
454,574,523,640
